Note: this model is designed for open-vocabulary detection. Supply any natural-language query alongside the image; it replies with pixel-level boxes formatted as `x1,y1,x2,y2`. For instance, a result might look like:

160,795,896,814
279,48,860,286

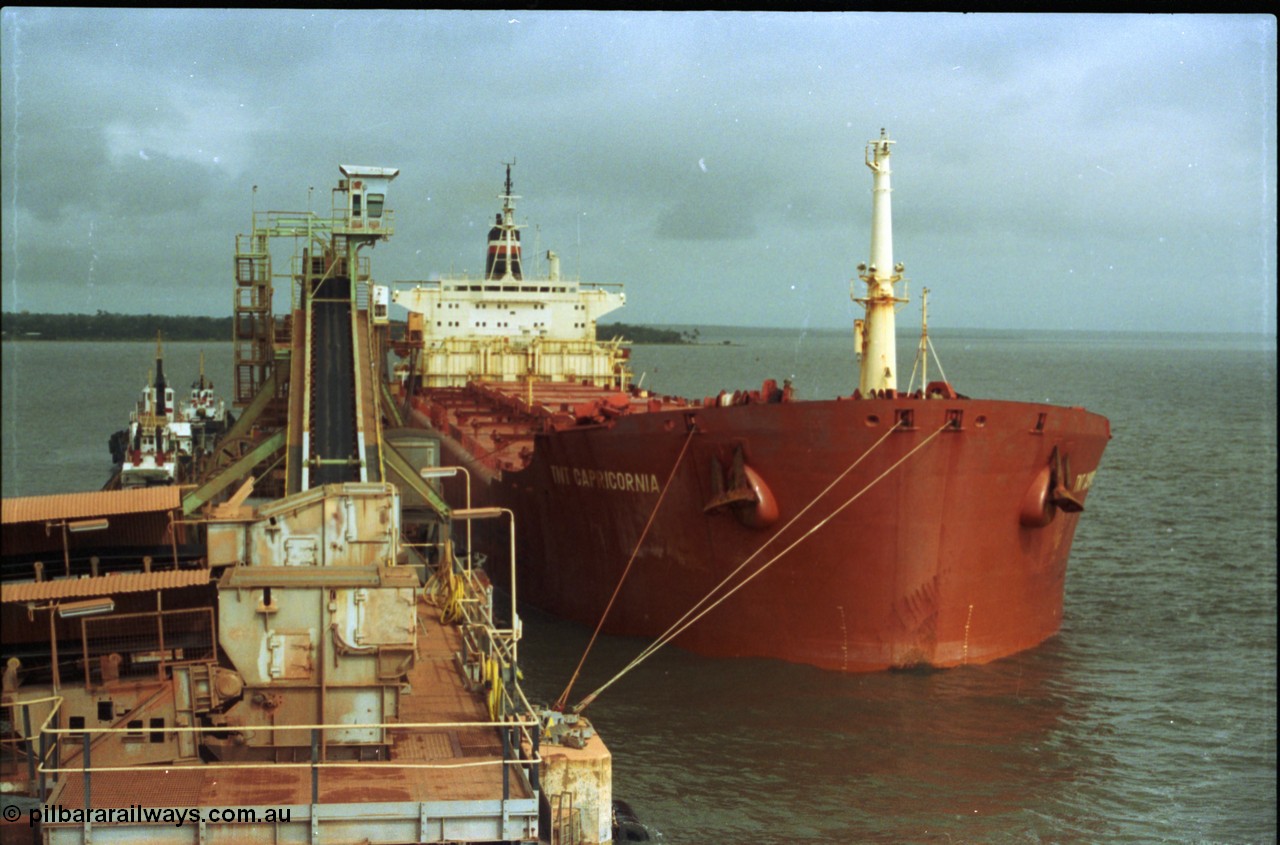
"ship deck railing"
392,276,623,294
9,705,540,792
6,699,542,843
245,208,396,243
412,379,695,437
450,562,535,711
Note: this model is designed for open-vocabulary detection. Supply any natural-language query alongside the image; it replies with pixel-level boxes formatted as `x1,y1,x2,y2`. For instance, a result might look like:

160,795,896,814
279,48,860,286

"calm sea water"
2,330,1276,844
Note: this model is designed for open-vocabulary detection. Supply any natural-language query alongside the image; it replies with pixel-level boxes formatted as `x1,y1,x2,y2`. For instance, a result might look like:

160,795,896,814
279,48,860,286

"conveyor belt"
310,297,359,485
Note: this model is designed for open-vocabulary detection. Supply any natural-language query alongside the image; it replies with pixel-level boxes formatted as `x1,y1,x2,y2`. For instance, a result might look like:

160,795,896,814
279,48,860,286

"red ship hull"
409,386,1110,672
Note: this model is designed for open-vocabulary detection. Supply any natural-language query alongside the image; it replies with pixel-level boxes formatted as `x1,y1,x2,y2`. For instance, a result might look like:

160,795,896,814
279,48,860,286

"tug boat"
179,351,232,459
389,133,1111,672
108,337,230,487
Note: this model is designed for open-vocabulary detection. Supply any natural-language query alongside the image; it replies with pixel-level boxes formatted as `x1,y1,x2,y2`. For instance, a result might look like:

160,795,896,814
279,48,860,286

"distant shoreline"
1,312,234,342
2,312,1272,343
0,312,696,345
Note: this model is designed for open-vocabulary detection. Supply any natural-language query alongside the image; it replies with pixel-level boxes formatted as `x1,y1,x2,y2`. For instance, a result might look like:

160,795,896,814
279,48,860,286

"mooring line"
554,422,699,711
574,420,951,713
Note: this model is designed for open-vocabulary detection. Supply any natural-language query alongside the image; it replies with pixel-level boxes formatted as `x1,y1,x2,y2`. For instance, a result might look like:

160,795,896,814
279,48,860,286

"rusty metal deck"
41,598,538,844
408,379,699,474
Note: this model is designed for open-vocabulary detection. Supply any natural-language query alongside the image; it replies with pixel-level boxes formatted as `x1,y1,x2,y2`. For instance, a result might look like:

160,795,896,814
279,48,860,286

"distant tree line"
1,311,693,345
596,322,691,344
1,311,233,341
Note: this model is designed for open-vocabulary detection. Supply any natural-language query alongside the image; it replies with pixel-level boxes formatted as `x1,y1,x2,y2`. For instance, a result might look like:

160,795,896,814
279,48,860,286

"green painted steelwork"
382,441,451,518
380,380,406,428
181,430,286,515
220,368,279,445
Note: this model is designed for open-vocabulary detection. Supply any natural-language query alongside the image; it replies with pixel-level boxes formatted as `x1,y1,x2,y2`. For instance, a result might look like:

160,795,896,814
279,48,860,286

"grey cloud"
2,10,1274,333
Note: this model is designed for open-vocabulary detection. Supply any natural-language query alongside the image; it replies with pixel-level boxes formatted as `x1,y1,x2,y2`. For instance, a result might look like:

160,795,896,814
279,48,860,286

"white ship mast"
853,129,909,396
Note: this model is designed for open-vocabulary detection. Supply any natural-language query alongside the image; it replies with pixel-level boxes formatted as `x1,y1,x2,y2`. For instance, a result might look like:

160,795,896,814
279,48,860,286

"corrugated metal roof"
0,487,182,525
0,567,211,603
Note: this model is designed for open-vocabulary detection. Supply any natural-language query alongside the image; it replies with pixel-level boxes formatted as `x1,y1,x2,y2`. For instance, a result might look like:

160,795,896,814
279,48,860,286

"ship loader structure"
2,166,618,845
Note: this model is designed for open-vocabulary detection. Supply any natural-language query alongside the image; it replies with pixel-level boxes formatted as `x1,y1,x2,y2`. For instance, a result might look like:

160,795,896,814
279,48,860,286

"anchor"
704,443,779,528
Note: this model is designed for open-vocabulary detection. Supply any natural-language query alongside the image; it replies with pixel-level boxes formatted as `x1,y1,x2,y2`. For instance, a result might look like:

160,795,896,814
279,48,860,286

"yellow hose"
440,567,462,623
423,540,464,623
485,654,504,721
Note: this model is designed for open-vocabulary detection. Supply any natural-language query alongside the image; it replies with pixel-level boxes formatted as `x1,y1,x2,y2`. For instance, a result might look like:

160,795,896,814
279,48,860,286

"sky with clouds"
2,10,1275,333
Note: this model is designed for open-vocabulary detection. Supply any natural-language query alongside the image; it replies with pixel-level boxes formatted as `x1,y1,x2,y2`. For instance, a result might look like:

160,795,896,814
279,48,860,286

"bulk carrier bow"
389,133,1111,674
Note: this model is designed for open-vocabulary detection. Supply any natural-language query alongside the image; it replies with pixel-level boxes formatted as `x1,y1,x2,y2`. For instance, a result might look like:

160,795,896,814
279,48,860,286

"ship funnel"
485,162,523,280
547,250,561,281
854,129,908,396
154,331,168,415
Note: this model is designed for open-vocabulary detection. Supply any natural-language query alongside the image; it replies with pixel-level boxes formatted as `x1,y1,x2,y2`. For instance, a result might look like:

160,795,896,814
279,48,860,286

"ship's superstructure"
392,164,629,389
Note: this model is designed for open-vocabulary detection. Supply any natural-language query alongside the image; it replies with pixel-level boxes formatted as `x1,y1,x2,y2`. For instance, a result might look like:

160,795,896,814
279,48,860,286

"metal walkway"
33,594,540,845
